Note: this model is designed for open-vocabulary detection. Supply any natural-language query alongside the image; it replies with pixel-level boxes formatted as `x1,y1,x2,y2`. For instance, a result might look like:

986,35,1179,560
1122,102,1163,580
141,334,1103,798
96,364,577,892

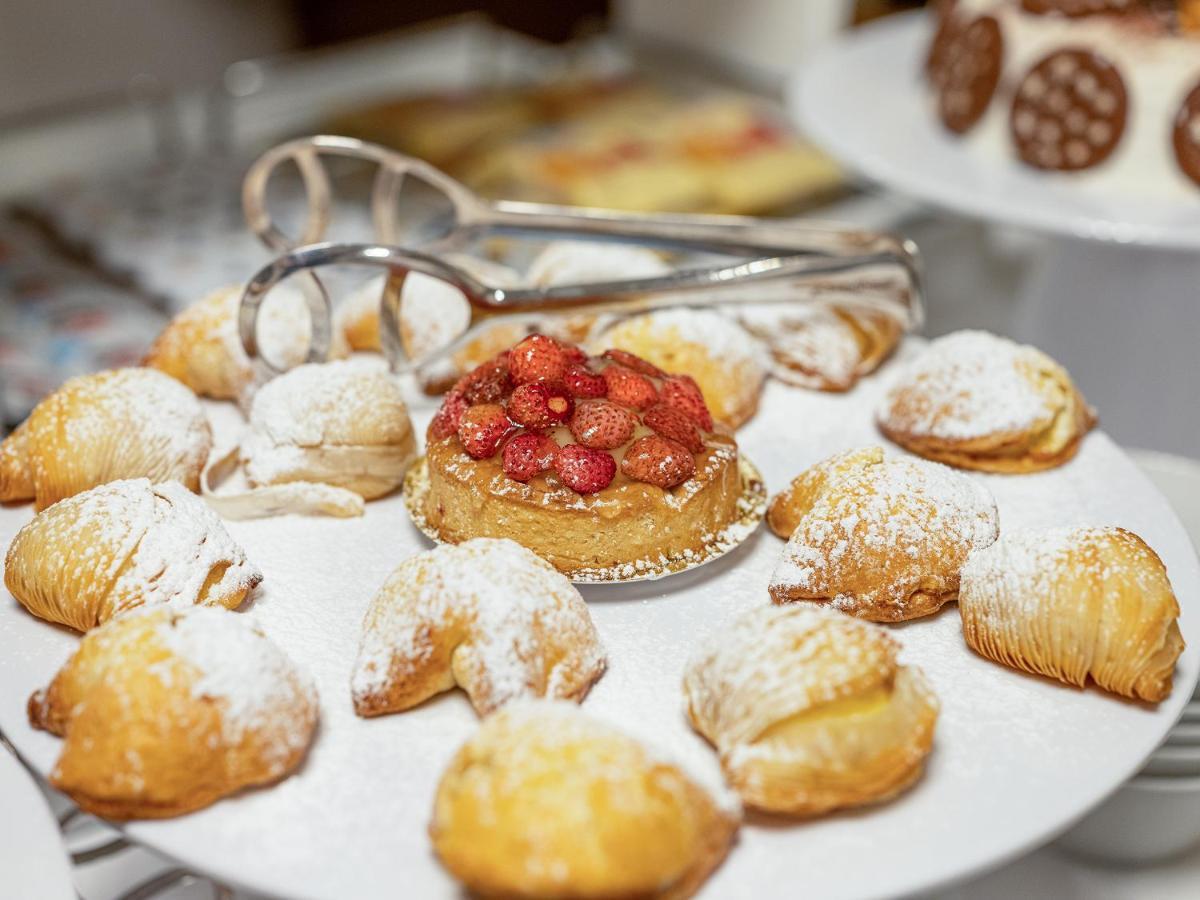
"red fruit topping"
602,365,658,410
602,348,664,378
569,400,637,450
620,435,696,489
554,443,617,494
659,375,713,431
454,356,512,405
562,363,608,399
457,404,514,459
642,403,704,453
509,334,567,384
502,432,559,482
507,382,574,429
556,341,589,365
429,390,469,439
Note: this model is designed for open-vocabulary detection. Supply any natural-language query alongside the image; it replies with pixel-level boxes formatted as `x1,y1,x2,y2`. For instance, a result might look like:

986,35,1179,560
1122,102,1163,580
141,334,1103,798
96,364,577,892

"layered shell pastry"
417,332,757,579
877,329,1095,473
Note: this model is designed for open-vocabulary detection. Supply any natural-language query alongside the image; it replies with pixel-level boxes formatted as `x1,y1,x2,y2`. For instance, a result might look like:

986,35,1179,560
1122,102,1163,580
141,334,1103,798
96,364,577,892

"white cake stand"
789,11,1200,456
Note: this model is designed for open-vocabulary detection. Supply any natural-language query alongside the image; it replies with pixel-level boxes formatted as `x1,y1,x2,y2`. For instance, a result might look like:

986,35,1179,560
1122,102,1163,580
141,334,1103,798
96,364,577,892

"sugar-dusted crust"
422,432,742,578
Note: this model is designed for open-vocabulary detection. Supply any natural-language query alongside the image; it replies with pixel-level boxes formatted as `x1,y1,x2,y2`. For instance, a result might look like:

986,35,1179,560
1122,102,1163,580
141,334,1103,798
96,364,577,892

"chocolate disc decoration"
1009,49,1128,171
1021,0,1137,17
926,10,961,87
1173,80,1200,189
936,16,1004,135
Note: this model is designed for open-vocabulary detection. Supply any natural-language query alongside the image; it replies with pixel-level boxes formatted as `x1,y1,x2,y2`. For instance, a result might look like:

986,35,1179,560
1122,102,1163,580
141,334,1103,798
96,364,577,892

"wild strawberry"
556,340,589,365
454,356,512,404
568,400,636,450
602,365,658,410
502,432,559,482
457,404,513,459
659,375,713,431
602,348,664,377
554,443,617,494
429,390,468,439
507,382,574,429
510,334,567,384
620,435,696,489
562,363,607,399
642,403,703,453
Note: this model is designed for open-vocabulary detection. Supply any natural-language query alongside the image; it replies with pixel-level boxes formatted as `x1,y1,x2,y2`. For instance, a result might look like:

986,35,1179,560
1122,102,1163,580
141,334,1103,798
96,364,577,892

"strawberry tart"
409,334,763,580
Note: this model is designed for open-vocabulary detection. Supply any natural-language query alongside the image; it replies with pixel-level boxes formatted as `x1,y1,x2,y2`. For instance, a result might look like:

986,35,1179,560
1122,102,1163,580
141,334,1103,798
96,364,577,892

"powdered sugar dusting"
738,304,864,389
526,241,671,287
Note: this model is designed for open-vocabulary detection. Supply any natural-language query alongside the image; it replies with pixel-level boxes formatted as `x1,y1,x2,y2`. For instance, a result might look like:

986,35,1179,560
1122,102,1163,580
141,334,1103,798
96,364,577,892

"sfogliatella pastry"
592,308,767,428
430,700,739,900
419,334,750,579
352,538,605,717
242,360,416,501
769,446,999,622
28,606,317,819
877,330,1096,473
0,368,212,511
960,526,1185,703
144,283,346,402
5,478,261,632
684,605,939,816
738,302,902,392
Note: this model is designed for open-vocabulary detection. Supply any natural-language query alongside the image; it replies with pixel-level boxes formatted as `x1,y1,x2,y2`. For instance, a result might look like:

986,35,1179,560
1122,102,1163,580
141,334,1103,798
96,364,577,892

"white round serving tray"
0,339,1197,900
0,747,75,900
789,11,1200,250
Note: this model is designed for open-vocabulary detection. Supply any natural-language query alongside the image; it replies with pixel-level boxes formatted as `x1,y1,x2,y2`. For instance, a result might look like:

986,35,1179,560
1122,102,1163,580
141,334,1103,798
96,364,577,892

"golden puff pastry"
143,283,346,402
768,446,999,622
28,605,317,819
767,445,881,539
738,302,902,391
591,308,767,429
684,605,938,816
0,368,212,511
960,526,1185,703
430,700,739,900
352,538,605,717
876,329,1096,473
5,478,261,632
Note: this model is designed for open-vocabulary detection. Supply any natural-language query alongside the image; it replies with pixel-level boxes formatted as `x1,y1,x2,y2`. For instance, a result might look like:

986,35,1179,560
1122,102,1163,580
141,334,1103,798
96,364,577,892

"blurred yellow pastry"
768,446,999,622
592,308,767,429
684,604,938,816
28,606,317,819
352,538,606,718
0,368,212,511
960,526,1184,703
5,478,260,632
877,330,1096,473
430,700,739,900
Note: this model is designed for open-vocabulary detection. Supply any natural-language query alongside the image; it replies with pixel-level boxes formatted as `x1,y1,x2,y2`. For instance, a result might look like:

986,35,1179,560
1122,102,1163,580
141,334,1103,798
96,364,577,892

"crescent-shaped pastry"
960,526,1185,703
0,368,212,511
5,478,261,632
684,605,939,816
876,329,1096,473
240,360,416,501
144,283,347,402
768,446,999,621
27,605,318,819
591,309,767,429
430,700,739,900
352,538,605,717
738,302,902,392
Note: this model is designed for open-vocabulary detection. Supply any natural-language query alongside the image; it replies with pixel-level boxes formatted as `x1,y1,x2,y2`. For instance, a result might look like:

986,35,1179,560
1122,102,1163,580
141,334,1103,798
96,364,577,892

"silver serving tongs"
238,134,924,376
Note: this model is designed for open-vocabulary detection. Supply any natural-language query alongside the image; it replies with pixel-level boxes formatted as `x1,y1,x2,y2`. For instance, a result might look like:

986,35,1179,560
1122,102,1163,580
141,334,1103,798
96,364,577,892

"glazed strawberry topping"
457,403,514,459
554,443,617,493
641,403,703,453
569,400,637,450
562,363,608,399
434,334,723,495
502,432,560,482
620,435,696,489
507,382,574,429
659,375,713,431
602,365,659,410
510,334,568,384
